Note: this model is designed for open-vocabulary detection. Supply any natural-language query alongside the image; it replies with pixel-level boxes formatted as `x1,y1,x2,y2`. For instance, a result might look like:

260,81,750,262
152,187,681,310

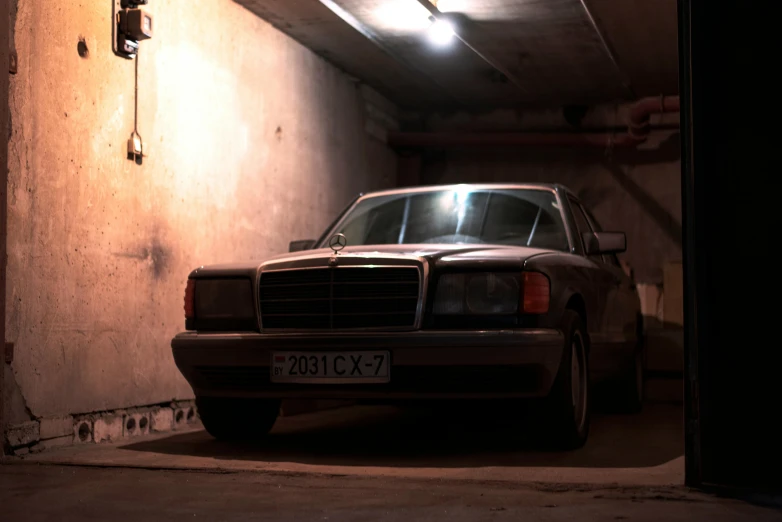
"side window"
568,197,592,239
568,197,601,262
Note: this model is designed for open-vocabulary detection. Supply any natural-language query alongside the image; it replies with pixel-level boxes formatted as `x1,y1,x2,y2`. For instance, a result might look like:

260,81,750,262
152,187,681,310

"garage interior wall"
2,0,11,449
3,0,397,428
419,140,681,287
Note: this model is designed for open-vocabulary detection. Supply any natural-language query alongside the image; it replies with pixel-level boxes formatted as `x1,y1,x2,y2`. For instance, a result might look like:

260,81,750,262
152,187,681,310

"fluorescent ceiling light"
427,18,455,45
375,1,433,31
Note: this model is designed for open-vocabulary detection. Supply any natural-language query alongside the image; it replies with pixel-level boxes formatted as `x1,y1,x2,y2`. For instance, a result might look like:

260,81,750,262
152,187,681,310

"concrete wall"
4,0,396,424
1,0,11,444
413,108,681,285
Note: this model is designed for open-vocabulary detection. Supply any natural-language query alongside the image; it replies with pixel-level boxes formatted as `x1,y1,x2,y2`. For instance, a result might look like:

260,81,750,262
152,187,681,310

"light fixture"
375,1,432,31
427,17,455,46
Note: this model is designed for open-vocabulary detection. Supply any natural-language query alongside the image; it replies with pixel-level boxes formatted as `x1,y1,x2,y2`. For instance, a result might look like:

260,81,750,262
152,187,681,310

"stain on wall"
6,0,396,419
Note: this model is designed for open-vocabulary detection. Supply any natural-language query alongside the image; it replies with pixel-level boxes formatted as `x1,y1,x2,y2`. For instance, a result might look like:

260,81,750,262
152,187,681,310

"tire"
610,335,645,414
196,397,280,442
599,315,645,414
538,310,591,450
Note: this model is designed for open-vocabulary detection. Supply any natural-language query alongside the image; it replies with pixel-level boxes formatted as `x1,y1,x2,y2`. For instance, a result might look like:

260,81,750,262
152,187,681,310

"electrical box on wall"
117,34,139,57
112,0,153,59
120,8,153,41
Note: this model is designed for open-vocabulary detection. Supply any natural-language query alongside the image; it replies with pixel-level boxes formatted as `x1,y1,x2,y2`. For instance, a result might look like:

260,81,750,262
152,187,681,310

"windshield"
321,187,569,250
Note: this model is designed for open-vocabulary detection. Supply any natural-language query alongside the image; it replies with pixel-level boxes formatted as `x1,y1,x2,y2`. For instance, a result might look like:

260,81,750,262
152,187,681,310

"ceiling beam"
415,0,530,97
578,0,637,99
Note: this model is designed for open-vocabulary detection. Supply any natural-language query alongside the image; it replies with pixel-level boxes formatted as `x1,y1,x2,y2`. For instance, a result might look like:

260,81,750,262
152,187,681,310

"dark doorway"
680,0,781,493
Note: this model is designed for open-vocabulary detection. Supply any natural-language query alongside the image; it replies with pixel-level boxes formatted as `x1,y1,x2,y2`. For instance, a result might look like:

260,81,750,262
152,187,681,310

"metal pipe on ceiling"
388,131,639,148
627,95,681,138
387,95,680,149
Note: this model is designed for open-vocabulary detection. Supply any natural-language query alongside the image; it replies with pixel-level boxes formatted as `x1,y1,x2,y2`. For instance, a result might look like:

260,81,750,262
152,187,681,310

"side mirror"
582,232,626,255
289,239,316,252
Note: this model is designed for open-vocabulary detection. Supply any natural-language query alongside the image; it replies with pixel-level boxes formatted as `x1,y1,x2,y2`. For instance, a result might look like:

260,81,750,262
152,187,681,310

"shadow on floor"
120,402,683,469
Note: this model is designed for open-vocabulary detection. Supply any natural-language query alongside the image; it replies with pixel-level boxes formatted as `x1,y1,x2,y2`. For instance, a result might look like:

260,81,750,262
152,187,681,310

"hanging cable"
128,48,143,162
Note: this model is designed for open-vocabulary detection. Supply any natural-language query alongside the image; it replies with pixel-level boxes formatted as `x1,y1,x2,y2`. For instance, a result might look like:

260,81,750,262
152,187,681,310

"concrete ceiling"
235,0,678,110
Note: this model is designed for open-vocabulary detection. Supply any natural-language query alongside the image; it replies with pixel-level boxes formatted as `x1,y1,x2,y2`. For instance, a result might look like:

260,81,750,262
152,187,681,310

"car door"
566,196,615,379
584,207,640,345
580,205,638,370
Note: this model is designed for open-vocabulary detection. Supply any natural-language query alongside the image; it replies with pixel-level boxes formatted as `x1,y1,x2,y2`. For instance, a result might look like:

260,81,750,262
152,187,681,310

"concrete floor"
13,402,685,483
3,464,782,522
2,403,780,520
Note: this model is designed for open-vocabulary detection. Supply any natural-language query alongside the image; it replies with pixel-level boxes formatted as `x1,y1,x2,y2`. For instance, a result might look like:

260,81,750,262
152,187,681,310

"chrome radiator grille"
259,266,421,330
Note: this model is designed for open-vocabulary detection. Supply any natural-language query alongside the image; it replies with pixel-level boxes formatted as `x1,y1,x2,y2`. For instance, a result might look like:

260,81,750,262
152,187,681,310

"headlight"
433,273,520,315
194,278,255,319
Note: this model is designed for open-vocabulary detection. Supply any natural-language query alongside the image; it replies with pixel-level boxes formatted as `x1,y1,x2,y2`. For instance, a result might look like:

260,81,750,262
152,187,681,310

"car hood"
189,244,559,278
268,244,558,270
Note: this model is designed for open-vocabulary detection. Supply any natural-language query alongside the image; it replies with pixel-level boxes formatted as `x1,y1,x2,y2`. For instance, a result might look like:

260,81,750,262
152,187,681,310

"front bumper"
172,329,564,400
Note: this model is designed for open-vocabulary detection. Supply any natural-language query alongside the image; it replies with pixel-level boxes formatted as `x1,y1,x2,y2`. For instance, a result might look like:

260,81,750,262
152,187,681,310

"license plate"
270,351,391,384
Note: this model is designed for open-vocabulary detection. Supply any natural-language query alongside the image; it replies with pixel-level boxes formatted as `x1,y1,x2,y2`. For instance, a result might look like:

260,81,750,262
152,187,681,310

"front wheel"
538,310,591,450
195,397,280,442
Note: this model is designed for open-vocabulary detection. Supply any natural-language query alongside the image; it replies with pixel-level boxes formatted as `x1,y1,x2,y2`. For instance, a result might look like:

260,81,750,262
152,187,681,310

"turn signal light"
522,272,550,314
184,279,196,319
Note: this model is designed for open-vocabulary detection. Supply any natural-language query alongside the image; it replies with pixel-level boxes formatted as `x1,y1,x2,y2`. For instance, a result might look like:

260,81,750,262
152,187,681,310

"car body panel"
174,183,641,401
172,329,564,399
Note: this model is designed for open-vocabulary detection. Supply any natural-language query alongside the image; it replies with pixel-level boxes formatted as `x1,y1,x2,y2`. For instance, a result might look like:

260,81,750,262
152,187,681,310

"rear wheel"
537,310,590,450
602,318,645,414
196,397,280,441
610,339,645,414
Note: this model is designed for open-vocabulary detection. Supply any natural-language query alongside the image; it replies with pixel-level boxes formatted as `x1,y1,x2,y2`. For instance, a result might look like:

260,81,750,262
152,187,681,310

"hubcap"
570,332,587,432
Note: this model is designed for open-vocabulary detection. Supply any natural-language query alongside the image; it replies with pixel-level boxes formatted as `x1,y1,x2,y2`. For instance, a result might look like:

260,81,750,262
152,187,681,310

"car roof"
358,183,577,199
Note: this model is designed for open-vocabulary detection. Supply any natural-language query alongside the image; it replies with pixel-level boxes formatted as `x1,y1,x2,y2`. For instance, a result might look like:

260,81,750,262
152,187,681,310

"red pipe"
387,95,680,149
626,95,681,142
388,132,629,148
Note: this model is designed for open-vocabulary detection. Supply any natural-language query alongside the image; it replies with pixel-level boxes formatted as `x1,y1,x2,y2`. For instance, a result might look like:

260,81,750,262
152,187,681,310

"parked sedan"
172,183,643,449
